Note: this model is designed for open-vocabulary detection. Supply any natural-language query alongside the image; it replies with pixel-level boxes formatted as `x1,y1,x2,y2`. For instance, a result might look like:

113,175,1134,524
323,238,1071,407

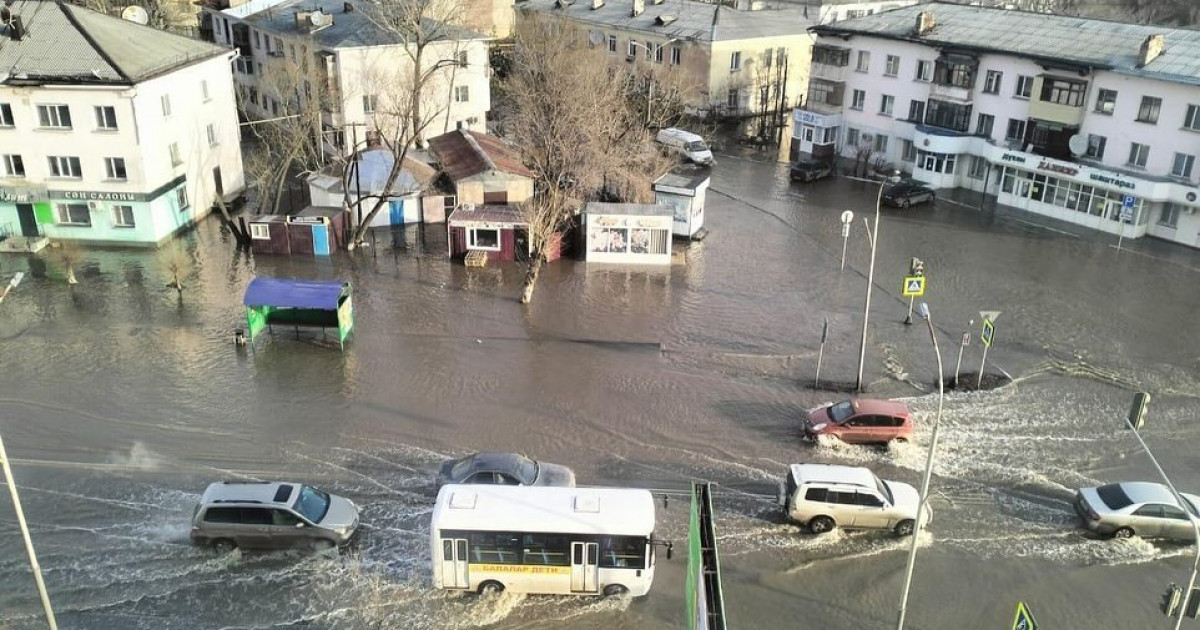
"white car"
1074,482,1200,541
781,463,929,536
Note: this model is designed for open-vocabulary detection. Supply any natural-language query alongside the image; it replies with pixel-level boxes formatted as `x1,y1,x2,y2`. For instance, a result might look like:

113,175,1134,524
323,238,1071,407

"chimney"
631,0,643,17
295,10,313,33
1138,33,1165,67
915,10,935,36
590,0,603,9
343,1,353,11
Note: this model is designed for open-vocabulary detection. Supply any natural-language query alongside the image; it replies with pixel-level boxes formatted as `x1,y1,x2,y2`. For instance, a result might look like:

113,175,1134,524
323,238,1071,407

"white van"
655,128,713,165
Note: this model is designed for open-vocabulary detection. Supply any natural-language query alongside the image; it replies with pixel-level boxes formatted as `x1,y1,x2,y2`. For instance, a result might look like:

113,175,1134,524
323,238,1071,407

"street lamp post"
895,301,945,630
0,432,58,630
855,172,900,392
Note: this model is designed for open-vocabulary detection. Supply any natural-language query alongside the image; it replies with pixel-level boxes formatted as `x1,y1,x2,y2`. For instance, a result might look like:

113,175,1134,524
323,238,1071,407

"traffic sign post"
839,211,854,271
977,317,995,389
1117,195,1135,252
903,260,926,325
1012,602,1038,630
954,321,972,387
814,317,829,388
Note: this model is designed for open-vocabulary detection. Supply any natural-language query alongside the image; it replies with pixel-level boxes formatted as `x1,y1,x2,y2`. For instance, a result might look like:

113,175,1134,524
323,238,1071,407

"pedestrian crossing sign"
902,276,926,297
1011,602,1037,630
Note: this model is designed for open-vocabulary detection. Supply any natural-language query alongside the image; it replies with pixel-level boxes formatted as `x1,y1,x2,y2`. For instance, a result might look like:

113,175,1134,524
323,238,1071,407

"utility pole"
0,431,58,630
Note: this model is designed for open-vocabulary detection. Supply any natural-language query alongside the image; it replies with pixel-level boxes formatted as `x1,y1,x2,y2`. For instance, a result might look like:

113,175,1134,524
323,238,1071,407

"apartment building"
199,0,491,156
0,0,243,247
795,2,1200,247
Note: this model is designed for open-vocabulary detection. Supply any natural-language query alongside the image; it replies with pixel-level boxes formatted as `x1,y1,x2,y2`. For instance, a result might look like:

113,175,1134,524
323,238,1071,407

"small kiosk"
583,203,674,265
653,165,711,240
248,207,348,256
242,278,354,350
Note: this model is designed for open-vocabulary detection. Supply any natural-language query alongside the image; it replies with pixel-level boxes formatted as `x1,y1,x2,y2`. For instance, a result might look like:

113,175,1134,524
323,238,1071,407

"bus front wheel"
603,584,629,597
478,581,505,596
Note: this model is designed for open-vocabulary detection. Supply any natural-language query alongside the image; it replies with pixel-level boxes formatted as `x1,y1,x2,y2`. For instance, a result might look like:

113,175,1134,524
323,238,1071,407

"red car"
803,399,914,445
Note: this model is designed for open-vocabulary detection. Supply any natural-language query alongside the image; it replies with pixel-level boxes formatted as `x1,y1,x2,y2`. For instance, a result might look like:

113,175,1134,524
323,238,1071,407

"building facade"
0,0,244,246
199,0,491,157
796,2,1200,247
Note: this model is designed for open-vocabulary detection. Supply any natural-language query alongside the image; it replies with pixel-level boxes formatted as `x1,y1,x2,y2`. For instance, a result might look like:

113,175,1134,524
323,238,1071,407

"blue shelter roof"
243,278,348,309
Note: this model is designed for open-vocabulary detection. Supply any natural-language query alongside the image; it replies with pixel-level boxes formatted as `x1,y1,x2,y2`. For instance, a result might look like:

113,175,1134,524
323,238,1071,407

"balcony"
1024,119,1079,162
811,45,850,82
811,61,849,83
1027,75,1087,126
929,82,972,104
805,79,844,116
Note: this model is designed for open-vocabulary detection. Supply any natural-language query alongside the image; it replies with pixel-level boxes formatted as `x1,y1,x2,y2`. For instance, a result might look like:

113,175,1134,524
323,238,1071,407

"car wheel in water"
892,437,909,445
1113,527,1135,540
478,581,505,595
212,539,237,554
313,539,338,555
895,520,916,537
809,516,836,535
604,584,629,597
900,199,910,208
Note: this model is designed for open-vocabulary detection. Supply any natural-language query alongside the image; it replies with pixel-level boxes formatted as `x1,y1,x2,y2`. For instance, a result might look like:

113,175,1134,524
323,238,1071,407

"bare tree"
159,245,189,298
57,242,82,286
502,15,673,303
853,138,875,177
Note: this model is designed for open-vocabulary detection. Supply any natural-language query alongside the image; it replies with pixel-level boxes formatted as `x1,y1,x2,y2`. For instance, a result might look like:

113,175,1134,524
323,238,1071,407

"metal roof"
519,0,816,43
654,164,712,190
428,129,534,181
813,2,1200,86
242,0,485,49
432,485,656,535
0,0,229,85
243,277,350,309
585,202,674,216
447,204,526,225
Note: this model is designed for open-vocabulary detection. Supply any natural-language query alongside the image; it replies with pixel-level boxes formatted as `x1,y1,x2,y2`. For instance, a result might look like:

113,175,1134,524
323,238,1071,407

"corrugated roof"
242,0,485,49
0,0,228,85
519,0,816,43
428,129,535,181
814,2,1200,86
447,204,526,225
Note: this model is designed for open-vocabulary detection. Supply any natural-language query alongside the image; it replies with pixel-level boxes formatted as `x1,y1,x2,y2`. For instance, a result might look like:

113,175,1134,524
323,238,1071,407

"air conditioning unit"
268,50,284,57
87,200,103,212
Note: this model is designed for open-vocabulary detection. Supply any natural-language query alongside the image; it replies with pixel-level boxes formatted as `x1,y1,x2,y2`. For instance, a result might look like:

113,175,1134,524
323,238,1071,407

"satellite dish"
121,5,149,25
1068,134,1087,157
588,29,604,46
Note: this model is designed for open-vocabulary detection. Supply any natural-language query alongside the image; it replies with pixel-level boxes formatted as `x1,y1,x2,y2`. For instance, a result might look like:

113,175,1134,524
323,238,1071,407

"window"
468,228,500,250
599,535,646,569
1159,203,1181,228
55,203,90,226
0,103,12,127
1014,75,1033,98
92,106,118,130
804,487,829,502
202,80,211,101
925,99,972,133
104,157,127,180
850,89,865,110
1127,142,1149,168
48,156,82,178
874,134,888,153
654,44,664,64
983,70,1002,94
455,86,469,103
915,60,932,82
1005,118,1026,143
730,51,741,70
457,50,469,67
3,154,24,177
607,34,616,53
111,205,135,228
1095,89,1117,114
907,99,925,122
879,94,894,116
727,88,739,109
207,123,218,146
250,223,271,240
628,40,638,57
37,104,72,129
1172,153,1195,178
169,142,182,167
363,94,377,114
203,507,239,523
856,492,885,507
175,187,189,210
253,30,261,48
968,155,987,179
812,45,850,67
901,139,916,161
846,127,860,147
856,50,869,72
236,56,254,74
976,113,994,137
1039,77,1087,107
916,150,957,174
670,46,681,65
1183,104,1200,131
1085,134,1106,159
884,54,899,77
933,58,976,88
1137,96,1161,123
161,94,171,117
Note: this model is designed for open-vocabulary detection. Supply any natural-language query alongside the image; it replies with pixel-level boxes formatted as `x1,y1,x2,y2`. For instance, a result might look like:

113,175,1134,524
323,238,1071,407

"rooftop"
585,202,674,216
428,130,535,181
200,481,298,505
519,0,816,43
654,164,712,190
240,0,485,49
432,485,656,535
0,0,229,85
308,150,436,195
447,204,526,225
813,2,1200,86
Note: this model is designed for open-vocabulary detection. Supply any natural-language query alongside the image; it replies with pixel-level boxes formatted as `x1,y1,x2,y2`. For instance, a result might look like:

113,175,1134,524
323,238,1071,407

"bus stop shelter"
242,278,354,350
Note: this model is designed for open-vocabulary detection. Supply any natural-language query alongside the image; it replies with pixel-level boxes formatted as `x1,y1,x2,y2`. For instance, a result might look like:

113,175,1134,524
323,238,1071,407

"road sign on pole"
839,211,854,271
979,310,1001,322
981,319,995,347
902,276,926,297
1128,392,1151,430
1012,602,1038,630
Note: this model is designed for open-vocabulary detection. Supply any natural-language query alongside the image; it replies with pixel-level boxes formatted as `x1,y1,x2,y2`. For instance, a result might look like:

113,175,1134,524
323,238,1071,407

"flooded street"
2,154,1200,630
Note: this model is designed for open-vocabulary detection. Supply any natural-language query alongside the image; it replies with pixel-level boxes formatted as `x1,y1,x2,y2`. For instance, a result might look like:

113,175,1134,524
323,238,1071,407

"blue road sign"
981,318,995,348
1012,602,1038,630
1123,195,1135,208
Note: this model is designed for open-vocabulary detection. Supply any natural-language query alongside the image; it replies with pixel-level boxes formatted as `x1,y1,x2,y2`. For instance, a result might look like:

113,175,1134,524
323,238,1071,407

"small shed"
653,165,711,240
447,204,529,263
286,206,348,256
243,278,354,350
584,203,674,265
306,149,440,227
428,130,535,206
248,215,291,255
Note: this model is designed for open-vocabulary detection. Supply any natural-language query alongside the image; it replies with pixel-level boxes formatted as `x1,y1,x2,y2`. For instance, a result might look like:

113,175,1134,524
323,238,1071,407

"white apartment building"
199,0,491,156
0,0,244,246
796,2,1200,248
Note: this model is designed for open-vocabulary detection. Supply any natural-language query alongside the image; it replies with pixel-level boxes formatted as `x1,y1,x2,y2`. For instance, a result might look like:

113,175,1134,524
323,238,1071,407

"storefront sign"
793,110,839,127
47,174,186,204
1001,153,1027,164
288,216,324,224
1037,160,1079,177
1088,172,1136,191
0,186,47,203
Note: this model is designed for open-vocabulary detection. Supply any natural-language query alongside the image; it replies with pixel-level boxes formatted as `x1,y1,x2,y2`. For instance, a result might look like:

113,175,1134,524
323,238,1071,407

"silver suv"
781,464,928,536
190,481,360,552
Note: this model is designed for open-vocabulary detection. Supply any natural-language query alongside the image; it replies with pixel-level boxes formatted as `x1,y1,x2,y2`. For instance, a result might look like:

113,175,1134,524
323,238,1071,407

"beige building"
427,129,535,206
518,0,817,127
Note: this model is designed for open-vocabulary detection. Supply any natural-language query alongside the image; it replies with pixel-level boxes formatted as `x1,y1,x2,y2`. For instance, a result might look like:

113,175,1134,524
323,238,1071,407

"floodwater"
2,155,1200,630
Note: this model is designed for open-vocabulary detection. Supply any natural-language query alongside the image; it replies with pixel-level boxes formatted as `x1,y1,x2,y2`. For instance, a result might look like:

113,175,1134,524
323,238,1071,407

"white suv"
780,464,929,536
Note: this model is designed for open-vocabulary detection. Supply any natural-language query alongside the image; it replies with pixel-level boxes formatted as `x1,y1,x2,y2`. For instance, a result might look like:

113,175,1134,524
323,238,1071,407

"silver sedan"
437,452,576,488
1074,482,1200,541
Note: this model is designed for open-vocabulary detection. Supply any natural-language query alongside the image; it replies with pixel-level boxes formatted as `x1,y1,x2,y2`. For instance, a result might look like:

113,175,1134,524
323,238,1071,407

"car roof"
432,485,655,535
1118,482,1190,506
848,398,910,416
789,463,880,489
199,481,298,506
460,451,530,470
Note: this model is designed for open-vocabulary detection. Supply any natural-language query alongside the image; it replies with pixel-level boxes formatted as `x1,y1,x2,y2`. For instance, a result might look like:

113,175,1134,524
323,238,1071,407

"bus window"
599,536,647,568
522,534,569,565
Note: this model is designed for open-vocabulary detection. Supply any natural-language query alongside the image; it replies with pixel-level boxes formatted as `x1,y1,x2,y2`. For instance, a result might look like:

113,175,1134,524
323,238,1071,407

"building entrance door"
16,204,38,237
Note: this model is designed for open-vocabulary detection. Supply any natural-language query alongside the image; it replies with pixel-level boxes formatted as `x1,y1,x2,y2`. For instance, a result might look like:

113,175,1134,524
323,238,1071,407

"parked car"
803,399,914,445
190,481,359,553
656,127,714,165
780,463,928,536
789,160,834,183
437,452,576,487
1074,482,1200,541
881,182,936,207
